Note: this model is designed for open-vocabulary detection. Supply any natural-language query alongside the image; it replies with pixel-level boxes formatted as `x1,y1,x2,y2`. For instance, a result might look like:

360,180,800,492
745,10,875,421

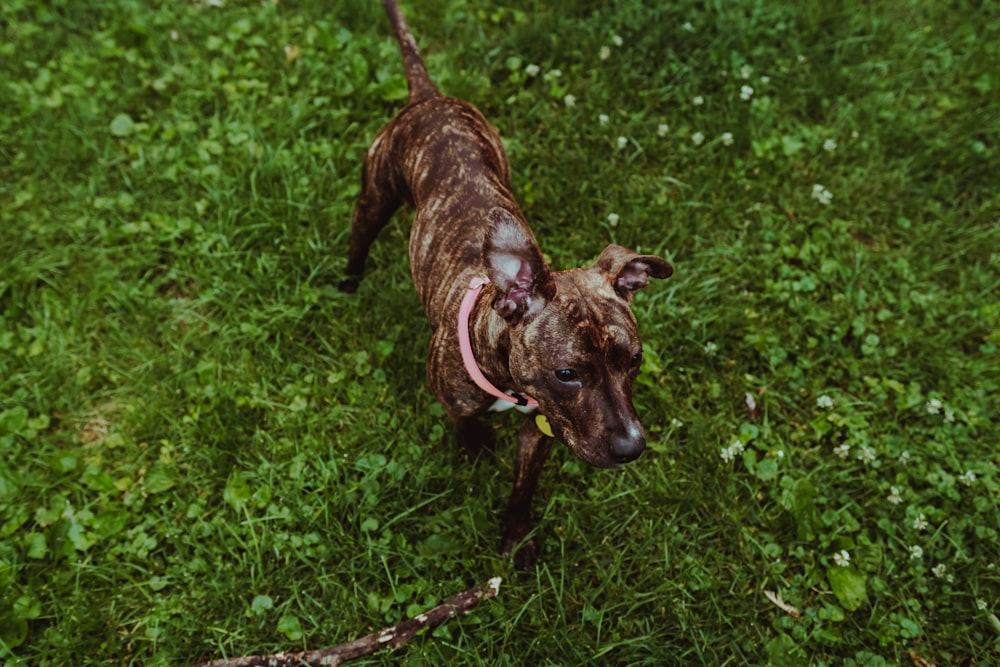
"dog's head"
483,208,672,468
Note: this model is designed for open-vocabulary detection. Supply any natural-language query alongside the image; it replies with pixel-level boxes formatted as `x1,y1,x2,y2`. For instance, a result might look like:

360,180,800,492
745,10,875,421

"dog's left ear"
483,207,554,323
595,244,673,301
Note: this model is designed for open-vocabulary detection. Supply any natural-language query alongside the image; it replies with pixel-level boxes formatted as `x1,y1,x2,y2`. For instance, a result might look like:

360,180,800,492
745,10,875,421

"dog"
342,0,672,568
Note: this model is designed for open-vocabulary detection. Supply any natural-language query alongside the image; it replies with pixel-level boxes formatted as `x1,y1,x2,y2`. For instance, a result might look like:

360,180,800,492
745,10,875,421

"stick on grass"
190,577,502,667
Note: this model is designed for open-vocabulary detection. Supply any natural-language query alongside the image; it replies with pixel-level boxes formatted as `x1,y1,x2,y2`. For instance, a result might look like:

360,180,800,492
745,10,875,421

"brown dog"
343,0,672,568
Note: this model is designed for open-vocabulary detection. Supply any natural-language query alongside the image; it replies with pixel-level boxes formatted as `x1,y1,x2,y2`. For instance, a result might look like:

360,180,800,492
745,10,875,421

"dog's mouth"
542,409,647,468
560,432,646,469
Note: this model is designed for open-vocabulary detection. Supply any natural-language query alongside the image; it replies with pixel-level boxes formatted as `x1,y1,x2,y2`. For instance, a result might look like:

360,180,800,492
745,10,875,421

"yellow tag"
535,414,554,437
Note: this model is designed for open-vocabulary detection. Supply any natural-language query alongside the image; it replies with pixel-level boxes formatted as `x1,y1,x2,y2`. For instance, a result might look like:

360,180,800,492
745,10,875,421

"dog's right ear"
482,207,553,323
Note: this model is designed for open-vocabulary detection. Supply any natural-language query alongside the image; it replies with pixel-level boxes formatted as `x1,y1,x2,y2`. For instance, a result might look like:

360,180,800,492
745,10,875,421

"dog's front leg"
501,416,554,569
455,416,496,459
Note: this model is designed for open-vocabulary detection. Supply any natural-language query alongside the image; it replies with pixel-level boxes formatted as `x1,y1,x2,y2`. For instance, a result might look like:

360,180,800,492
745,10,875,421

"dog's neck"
458,277,537,412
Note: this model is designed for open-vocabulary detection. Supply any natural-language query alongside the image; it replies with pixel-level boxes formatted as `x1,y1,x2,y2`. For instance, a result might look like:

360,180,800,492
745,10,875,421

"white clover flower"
691,131,705,146
857,446,876,465
525,63,540,77
721,132,734,146
888,486,902,505
978,599,989,611
775,450,785,459
931,563,947,578
926,398,943,414
944,409,955,423
740,64,753,80
960,470,976,487
681,21,695,32
745,393,757,411
740,85,754,100
811,184,833,205
704,341,718,355
909,545,923,559
759,75,771,84
170,30,179,41
899,450,911,464
607,212,620,227
833,550,850,567
598,113,610,125
823,139,838,152
616,135,628,149
816,394,834,409
657,123,670,137
693,95,705,106
599,46,611,61
670,418,684,428
833,443,851,459
544,68,562,81
913,513,929,531
720,440,745,464
563,94,576,107
611,34,623,47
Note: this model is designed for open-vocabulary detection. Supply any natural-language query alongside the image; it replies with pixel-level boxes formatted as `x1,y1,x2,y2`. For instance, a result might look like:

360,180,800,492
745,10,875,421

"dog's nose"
610,433,646,463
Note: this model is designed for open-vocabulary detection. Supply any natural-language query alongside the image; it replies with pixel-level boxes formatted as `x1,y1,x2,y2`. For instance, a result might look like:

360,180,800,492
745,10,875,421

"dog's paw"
337,276,361,294
501,526,538,570
511,540,539,570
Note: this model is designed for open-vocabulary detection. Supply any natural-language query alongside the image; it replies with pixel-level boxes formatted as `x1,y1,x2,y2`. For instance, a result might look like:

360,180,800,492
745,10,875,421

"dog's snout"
611,432,646,464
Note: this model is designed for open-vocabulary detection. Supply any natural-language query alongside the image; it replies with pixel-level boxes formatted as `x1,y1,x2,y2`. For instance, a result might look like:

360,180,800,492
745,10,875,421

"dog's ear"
595,244,672,301
483,207,553,323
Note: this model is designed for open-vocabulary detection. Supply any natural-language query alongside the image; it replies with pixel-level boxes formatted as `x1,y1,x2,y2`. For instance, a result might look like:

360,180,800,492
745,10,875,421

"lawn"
2,0,999,665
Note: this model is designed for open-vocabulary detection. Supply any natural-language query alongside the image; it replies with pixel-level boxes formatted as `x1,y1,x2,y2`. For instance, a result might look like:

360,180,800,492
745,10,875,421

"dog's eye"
630,351,643,369
554,368,578,383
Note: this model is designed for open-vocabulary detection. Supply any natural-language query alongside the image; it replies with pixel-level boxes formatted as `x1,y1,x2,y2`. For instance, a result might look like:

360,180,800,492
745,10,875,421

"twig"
190,577,502,667
763,589,801,619
909,650,937,667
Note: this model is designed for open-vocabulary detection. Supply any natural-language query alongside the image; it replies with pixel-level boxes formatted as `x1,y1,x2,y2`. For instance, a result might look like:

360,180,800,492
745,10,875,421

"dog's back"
348,1,523,323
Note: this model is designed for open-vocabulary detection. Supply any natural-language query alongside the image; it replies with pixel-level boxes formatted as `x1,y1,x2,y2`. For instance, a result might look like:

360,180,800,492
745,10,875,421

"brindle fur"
344,0,672,568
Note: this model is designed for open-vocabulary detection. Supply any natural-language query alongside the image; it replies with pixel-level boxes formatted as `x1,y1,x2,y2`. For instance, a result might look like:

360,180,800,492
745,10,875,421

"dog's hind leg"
340,136,404,293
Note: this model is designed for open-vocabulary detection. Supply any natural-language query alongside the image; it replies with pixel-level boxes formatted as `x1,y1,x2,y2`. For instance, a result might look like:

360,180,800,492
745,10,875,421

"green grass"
2,0,999,664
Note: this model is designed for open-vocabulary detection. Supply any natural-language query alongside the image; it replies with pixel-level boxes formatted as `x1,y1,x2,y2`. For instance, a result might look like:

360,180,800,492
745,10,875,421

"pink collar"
458,277,539,409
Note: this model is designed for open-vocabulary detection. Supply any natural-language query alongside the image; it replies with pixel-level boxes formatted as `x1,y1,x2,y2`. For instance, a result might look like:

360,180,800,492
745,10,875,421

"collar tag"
535,413,554,437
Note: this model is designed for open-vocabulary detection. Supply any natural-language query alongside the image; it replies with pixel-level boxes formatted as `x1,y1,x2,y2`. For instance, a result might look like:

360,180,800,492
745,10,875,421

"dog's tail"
382,0,440,104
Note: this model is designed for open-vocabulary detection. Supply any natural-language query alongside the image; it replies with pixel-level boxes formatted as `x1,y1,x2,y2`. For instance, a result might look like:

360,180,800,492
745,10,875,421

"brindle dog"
343,0,672,568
